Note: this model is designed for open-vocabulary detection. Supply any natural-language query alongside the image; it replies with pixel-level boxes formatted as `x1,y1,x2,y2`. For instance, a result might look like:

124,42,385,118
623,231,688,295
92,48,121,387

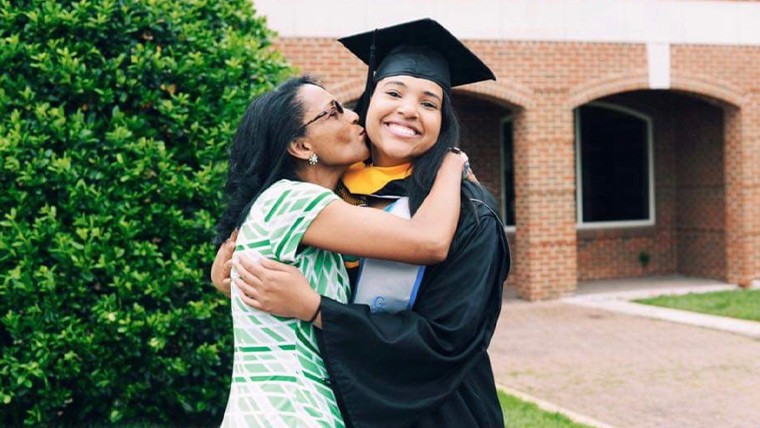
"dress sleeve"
248,181,339,263
318,209,510,428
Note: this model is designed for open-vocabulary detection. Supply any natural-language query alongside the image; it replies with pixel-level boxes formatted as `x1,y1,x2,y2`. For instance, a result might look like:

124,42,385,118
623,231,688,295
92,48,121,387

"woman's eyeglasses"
299,100,344,132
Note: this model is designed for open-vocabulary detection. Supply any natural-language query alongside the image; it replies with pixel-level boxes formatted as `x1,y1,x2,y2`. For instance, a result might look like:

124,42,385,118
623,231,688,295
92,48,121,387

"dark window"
576,105,652,223
502,119,516,226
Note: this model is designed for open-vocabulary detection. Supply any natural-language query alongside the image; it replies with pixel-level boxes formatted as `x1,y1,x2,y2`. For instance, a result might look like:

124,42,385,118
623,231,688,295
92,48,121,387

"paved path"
489,298,760,428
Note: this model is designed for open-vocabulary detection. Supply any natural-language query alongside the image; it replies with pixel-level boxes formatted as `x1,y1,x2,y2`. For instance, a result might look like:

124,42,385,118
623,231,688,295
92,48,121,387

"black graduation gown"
318,181,510,428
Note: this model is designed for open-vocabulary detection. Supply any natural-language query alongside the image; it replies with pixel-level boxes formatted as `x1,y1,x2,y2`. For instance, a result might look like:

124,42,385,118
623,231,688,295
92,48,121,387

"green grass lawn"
634,289,760,322
498,390,592,428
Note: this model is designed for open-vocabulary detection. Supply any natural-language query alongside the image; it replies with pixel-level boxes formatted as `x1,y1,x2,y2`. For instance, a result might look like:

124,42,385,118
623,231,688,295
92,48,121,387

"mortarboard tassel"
356,29,377,125
365,29,377,96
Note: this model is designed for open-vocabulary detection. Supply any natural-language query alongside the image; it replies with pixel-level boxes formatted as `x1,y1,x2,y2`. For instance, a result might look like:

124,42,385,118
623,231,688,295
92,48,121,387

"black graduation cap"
339,18,496,120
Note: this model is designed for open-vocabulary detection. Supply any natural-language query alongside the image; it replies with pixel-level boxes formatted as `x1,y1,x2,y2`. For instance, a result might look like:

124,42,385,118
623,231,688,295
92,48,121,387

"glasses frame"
298,100,344,133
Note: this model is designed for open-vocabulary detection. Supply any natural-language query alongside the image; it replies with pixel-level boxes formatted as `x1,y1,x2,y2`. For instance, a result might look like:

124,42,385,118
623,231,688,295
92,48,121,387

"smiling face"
365,75,444,166
296,84,369,168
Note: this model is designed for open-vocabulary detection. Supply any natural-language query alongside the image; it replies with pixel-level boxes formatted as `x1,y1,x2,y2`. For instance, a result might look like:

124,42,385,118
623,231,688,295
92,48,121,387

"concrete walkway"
490,277,760,428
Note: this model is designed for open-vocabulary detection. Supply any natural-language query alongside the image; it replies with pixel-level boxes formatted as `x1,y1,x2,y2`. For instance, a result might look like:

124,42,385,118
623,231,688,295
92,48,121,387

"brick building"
256,0,760,300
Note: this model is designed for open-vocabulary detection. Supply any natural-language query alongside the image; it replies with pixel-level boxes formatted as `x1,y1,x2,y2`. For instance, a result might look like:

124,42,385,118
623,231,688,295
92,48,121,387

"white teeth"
386,123,417,137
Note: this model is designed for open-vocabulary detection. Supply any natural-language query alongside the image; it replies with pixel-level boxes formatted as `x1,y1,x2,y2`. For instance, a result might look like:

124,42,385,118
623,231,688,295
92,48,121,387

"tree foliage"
0,0,291,424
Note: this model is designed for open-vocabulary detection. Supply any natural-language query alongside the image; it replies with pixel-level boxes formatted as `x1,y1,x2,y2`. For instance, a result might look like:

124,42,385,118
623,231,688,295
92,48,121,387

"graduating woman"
215,75,469,427
213,19,511,428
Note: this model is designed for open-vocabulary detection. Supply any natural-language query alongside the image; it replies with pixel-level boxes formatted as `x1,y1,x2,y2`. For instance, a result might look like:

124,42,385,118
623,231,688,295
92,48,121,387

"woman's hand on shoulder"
234,255,320,322
440,149,468,176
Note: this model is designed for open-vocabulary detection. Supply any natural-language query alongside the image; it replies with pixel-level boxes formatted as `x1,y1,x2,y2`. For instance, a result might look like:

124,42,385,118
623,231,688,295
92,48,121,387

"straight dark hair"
214,75,320,246
406,91,480,218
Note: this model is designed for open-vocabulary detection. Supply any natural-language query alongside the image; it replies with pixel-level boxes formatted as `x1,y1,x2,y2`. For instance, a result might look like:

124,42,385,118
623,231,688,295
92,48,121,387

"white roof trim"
255,0,760,46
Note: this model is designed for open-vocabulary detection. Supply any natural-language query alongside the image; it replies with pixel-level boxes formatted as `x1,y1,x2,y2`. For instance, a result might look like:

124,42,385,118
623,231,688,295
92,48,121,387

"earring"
308,153,319,166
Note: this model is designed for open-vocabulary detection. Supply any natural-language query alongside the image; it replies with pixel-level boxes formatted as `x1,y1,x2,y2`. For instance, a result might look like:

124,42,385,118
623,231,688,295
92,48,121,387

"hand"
233,255,320,323
210,229,238,297
447,148,478,183
442,148,468,172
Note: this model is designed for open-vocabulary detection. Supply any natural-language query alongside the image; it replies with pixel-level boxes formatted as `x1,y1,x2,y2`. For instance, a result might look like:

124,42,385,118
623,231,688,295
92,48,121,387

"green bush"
0,0,291,425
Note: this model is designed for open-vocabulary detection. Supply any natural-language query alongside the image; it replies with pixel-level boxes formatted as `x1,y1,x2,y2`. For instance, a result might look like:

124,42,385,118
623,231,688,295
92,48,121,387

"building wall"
452,96,518,286
273,35,760,298
674,98,727,279
453,95,510,210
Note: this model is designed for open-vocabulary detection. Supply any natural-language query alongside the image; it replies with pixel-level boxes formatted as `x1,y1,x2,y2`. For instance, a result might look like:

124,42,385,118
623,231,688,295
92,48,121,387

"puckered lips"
384,120,421,138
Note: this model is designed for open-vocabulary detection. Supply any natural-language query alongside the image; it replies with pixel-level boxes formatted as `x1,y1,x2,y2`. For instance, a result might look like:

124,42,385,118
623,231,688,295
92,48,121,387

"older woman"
215,75,467,427
214,19,510,428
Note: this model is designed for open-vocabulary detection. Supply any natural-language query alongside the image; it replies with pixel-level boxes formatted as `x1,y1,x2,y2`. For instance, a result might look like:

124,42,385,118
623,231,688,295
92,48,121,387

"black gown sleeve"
318,203,509,428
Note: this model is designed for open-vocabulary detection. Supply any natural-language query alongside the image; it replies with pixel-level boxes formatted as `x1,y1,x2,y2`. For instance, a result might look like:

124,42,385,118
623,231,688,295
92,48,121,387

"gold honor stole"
341,162,426,313
341,161,412,196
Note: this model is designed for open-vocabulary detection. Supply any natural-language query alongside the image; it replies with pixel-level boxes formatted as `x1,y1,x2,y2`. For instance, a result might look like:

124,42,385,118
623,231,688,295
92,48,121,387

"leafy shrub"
0,0,291,425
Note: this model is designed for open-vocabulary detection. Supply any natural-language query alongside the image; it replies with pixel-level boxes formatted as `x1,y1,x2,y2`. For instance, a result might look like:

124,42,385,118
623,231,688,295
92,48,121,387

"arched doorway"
574,90,729,282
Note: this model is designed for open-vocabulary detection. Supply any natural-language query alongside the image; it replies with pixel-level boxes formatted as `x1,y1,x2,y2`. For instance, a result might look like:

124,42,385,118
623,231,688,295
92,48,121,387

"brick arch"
326,77,533,110
453,80,533,110
669,74,746,108
567,71,745,109
568,71,753,286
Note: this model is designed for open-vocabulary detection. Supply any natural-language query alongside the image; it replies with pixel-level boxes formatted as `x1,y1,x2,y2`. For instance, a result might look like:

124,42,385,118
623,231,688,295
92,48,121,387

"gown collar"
342,162,412,197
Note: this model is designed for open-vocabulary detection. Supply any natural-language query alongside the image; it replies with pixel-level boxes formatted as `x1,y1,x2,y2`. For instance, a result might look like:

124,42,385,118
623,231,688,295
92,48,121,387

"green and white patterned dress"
221,179,350,428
